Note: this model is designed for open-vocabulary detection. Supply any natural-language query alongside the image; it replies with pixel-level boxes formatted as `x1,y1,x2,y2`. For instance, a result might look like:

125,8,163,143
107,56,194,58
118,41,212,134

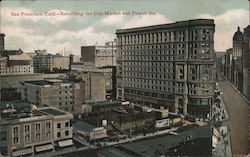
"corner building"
116,19,215,118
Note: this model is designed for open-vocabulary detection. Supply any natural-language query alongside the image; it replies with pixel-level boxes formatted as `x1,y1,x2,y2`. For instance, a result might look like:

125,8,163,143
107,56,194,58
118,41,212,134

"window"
65,130,69,136
46,122,51,129
46,132,51,139
24,125,30,133
57,132,61,138
35,123,40,131
35,133,41,141
57,123,61,128
0,131,7,141
13,127,18,135
65,122,69,127
24,135,30,144
13,137,18,145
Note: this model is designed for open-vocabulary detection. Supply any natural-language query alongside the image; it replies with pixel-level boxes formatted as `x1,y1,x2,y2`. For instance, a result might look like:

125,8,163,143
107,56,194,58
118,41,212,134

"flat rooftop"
88,100,122,107
73,120,97,132
120,125,211,156
0,100,43,120
116,19,214,34
25,79,73,86
40,108,66,116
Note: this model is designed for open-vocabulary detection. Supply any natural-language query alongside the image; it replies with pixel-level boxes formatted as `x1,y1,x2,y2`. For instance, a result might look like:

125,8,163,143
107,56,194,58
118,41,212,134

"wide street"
219,79,249,155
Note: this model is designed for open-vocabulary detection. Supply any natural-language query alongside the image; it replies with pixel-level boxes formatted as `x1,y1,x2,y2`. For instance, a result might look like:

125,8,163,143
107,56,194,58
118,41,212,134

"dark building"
33,52,70,73
98,66,117,99
116,19,215,119
232,27,243,92
243,25,250,100
81,41,116,67
0,33,5,51
223,48,233,80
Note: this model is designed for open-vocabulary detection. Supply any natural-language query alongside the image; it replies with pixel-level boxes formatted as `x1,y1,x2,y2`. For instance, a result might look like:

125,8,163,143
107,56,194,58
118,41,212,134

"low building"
22,79,85,115
33,52,70,73
83,100,127,115
81,41,116,67
0,49,34,76
69,70,106,103
0,100,73,157
73,121,107,143
0,73,66,102
98,125,211,157
71,64,117,100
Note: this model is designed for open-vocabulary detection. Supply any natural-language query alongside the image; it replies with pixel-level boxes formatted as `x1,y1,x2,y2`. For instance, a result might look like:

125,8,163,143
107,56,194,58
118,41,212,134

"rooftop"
120,125,211,156
24,79,73,86
88,100,122,107
73,120,97,132
40,108,66,116
0,100,43,120
116,19,214,34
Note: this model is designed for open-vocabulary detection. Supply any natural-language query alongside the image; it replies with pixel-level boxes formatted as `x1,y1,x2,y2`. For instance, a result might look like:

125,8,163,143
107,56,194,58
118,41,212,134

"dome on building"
233,26,243,41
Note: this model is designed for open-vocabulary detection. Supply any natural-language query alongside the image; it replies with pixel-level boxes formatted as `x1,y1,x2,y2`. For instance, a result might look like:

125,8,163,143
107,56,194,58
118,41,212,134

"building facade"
69,70,106,103
0,33,5,51
71,64,115,99
33,53,70,73
116,19,215,118
22,79,85,115
0,73,66,102
0,50,34,76
243,25,250,100
232,27,243,92
0,101,73,157
223,48,233,81
81,41,116,67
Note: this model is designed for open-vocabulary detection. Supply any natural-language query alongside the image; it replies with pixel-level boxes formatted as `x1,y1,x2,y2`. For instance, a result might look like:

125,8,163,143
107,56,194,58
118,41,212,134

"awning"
35,144,53,152
12,148,33,157
58,139,74,147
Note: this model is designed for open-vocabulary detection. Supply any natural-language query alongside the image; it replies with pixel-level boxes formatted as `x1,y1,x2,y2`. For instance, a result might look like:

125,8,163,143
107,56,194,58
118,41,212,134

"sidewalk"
212,82,232,157
213,126,232,157
225,78,250,105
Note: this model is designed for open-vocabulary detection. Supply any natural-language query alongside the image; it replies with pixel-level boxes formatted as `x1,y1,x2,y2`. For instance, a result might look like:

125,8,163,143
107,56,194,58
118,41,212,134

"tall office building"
232,27,243,92
116,19,215,118
243,25,250,100
22,79,85,115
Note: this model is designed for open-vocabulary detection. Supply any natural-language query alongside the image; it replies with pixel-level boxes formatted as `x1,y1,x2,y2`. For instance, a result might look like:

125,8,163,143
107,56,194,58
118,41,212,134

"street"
219,79,249,155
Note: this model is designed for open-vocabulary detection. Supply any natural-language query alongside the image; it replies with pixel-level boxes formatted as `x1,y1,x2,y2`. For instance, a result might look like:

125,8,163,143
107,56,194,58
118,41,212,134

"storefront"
12,148,33,157
35,144,53,153
58,139,74,148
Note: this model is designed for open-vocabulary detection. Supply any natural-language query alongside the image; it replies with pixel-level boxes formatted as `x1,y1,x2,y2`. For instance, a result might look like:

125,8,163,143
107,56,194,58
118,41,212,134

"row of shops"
11,139,74,157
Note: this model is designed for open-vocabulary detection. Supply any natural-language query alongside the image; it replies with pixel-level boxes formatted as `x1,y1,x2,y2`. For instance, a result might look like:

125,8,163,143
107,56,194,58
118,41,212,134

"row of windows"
121,73,175,80
122,55,175,61
119,29,212,45
121,42,211,51
123,62,174,67
124,83,175,92
57,121,70,128
12,123,52,144
57,130,69,138
123,67,174,73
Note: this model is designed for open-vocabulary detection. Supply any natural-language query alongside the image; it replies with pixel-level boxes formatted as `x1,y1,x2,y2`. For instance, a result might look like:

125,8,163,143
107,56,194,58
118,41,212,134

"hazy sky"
1,0,249,55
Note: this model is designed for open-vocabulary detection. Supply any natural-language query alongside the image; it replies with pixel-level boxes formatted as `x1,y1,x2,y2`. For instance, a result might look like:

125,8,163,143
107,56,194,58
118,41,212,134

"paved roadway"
219,79,249,155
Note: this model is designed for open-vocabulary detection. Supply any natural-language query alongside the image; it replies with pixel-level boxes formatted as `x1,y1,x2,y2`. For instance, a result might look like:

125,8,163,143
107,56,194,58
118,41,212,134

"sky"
0,0,249,56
